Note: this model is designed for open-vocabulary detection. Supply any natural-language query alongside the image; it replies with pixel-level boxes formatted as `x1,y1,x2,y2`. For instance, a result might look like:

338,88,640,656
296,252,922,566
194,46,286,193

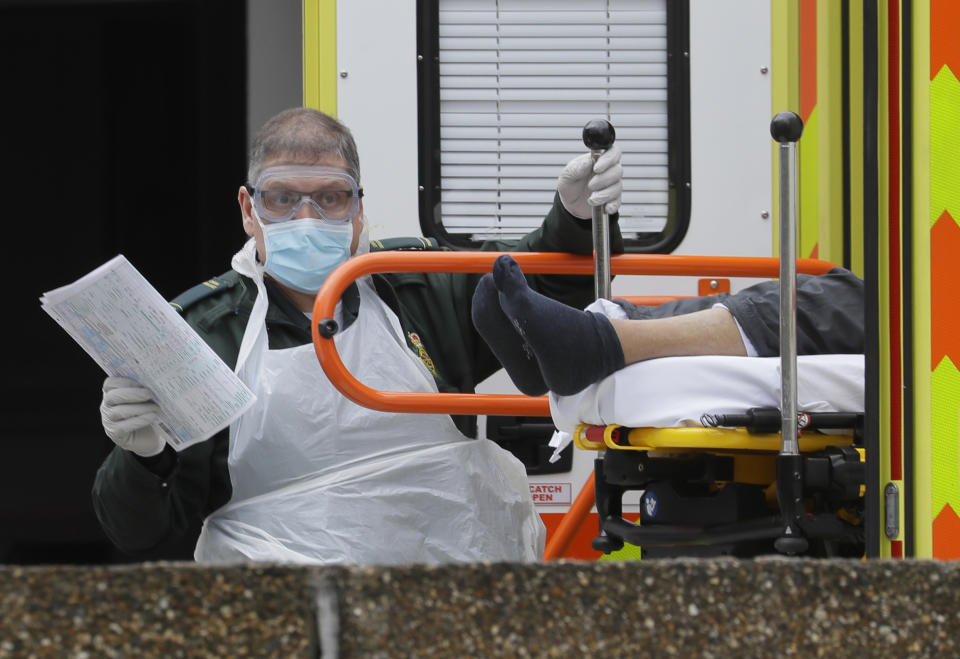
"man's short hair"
247,107,361,185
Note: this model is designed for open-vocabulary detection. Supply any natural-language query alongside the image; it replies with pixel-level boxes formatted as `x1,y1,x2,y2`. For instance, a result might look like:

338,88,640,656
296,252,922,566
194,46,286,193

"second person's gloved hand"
100,376,165,457
557,144,623,219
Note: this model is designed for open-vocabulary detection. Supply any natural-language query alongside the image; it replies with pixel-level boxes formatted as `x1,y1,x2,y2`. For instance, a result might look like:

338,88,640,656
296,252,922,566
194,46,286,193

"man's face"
238,155,364,264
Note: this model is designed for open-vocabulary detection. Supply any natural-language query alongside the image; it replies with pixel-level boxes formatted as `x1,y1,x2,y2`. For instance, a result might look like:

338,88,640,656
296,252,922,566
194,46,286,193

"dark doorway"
0,0,247,563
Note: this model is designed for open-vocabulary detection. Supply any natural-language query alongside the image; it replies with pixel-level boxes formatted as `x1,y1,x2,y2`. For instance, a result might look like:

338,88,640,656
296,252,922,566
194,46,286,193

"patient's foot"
493,254,625,396
471,273,548,396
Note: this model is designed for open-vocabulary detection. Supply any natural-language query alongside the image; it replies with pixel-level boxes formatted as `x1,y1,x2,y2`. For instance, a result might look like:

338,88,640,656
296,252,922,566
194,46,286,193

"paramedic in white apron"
192,164,544,564
94,107,624,562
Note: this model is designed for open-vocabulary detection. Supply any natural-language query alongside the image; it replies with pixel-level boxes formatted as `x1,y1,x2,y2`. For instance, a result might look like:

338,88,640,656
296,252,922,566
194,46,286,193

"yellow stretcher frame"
562,424,861,559
573,425,854,454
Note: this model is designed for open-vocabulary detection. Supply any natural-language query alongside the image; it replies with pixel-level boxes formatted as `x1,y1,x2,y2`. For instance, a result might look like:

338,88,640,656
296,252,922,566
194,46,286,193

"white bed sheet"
549,353,865,435
546,353,864,462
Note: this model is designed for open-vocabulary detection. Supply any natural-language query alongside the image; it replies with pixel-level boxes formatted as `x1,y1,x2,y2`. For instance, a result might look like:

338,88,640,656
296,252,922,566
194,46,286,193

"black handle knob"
317,318,339,339
770,111,804,143
582,119,616,150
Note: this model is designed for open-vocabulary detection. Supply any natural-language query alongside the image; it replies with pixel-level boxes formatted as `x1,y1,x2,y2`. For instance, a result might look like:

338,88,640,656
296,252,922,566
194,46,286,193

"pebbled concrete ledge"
2,558,959,657
0,563,316,657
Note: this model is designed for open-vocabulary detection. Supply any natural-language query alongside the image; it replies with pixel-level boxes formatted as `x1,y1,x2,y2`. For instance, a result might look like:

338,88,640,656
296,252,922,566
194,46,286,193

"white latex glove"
557,144,623,219
100,376,165,457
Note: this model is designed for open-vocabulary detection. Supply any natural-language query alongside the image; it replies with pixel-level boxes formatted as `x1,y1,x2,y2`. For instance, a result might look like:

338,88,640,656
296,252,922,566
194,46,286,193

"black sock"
493,254,625,396
471,273,548,396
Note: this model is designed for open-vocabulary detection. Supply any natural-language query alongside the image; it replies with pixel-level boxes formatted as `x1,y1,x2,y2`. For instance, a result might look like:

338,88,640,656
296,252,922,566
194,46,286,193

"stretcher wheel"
774,535,809,555
591,534,623,553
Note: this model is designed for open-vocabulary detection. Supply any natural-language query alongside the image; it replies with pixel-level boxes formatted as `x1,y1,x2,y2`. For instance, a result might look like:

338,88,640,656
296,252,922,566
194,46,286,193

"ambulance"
303,0,960,562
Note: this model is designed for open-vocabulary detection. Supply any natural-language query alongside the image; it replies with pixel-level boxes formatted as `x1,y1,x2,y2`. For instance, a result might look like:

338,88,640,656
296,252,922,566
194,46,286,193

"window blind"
437,0,671,241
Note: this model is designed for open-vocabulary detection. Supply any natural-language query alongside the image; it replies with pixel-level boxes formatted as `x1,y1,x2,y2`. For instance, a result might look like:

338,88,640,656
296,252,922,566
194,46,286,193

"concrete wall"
3,559,959,656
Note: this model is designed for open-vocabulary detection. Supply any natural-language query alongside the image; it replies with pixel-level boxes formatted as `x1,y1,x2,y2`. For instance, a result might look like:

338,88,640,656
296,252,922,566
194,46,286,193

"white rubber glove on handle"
557,144,623,219
100,376,165,457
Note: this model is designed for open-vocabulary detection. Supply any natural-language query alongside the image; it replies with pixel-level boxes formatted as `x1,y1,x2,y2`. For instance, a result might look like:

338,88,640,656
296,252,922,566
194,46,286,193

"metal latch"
884,482,900,540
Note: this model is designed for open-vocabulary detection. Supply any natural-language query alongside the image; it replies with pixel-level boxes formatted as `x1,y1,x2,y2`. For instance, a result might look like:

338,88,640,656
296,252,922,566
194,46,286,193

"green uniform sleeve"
90,275,251,557
91,430,231,555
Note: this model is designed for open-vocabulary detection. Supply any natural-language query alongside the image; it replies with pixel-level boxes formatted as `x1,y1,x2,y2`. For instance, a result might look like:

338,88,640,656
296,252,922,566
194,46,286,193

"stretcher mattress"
549,353,865,435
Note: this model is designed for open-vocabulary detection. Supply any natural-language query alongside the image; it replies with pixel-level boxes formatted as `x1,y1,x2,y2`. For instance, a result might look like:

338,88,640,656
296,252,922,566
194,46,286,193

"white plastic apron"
194,240,544,564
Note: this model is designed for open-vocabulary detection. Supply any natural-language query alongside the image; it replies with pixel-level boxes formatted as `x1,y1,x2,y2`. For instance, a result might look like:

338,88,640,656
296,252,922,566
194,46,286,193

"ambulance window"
417,0,690,251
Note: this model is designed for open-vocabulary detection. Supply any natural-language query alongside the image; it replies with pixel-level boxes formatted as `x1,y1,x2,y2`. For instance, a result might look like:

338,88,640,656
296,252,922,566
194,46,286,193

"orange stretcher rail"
542,471,596,562
311,251,837,416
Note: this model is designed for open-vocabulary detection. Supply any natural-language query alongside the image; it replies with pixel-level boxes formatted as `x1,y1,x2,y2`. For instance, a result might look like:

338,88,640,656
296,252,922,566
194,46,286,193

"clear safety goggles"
249,166,363,224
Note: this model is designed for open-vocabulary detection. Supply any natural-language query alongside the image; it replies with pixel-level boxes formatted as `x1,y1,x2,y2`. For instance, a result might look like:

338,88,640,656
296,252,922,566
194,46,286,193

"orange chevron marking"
933,503,960,560
800,0,817,123
931,0,960,80
932,211,960,368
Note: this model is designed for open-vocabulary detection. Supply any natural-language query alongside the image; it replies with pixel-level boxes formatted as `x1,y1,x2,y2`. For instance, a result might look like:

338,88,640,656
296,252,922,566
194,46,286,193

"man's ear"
239,185,256,237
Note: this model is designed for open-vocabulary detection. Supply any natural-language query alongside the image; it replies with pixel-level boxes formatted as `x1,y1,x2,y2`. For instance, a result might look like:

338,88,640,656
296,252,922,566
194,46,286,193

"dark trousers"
613,267,864,358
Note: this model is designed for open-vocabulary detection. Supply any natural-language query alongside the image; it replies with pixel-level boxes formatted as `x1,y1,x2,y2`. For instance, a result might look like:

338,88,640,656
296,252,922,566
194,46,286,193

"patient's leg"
491,255,747,395
471,273,548,396
610,307,747,363
493,255,625,395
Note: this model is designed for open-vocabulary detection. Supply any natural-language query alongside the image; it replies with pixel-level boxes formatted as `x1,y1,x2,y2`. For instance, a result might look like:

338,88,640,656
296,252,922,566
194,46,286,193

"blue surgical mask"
259,215,354,294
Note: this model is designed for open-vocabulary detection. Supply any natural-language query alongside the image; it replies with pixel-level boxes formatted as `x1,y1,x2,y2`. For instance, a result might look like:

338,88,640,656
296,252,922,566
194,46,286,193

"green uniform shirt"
92,195,622,556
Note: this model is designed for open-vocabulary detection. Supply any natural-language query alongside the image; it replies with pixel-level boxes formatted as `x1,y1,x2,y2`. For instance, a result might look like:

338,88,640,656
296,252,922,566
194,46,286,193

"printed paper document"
41,255,256,451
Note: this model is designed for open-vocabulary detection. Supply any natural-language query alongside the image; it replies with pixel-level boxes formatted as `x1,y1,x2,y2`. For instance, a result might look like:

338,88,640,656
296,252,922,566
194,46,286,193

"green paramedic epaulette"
369,237,440,251
168,276,228,313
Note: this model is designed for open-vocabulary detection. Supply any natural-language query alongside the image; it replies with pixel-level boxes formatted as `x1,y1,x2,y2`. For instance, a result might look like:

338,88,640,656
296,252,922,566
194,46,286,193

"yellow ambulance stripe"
814,0,845,265
302,0,338,116
875,0,894,557
931,358,960,520
910,0,932,557
929,66,960,227
799,105,821,259
790,0,847,264
770,0,799,259
928,46,960,557
797,0,820,260
847,0,865,276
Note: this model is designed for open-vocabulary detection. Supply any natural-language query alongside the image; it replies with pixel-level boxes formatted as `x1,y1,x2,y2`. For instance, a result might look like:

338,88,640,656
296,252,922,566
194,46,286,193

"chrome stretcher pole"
580,119,617,555
774,113,801,454
770,111,809,555
583,119,616,300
